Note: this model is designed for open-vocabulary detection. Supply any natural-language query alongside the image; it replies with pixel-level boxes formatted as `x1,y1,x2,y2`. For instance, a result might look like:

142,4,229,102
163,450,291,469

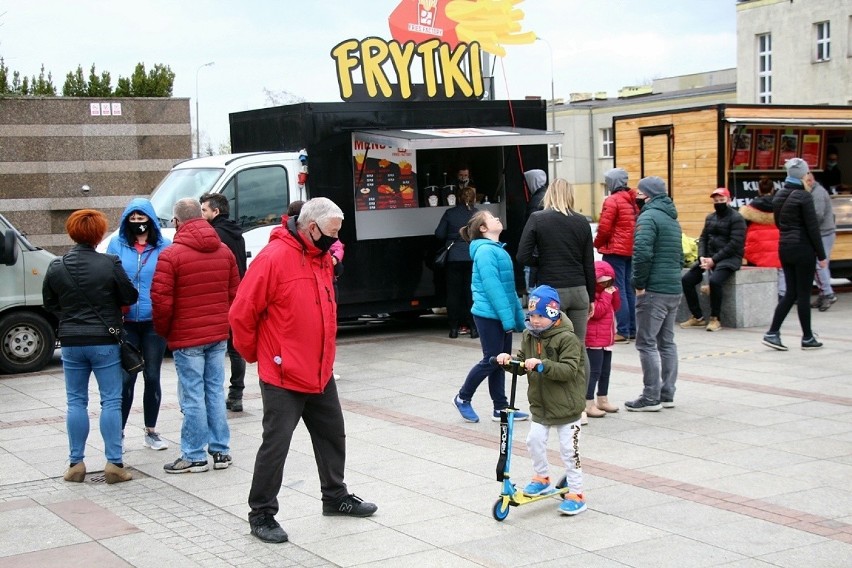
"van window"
225,166,289,229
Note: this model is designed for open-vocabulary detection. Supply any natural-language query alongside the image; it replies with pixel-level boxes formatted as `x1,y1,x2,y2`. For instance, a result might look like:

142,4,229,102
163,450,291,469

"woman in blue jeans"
42,209,139,484
453,211,528,423
107,198,171,451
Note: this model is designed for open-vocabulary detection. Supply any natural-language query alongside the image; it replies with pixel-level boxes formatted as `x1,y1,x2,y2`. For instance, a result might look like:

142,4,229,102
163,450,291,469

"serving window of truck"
349,127,561,240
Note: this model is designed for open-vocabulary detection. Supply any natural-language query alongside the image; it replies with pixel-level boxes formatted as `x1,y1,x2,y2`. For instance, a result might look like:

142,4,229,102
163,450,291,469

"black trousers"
770,247,816,338
226,332,246,400
681,264,735,319
445,260,473,330
248,378,347,521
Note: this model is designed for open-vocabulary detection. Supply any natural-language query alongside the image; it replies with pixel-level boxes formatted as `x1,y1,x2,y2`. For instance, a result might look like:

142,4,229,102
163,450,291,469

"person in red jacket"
741,176,784,300
229,197,377,545
593,168,639,343
585,260,621,418
151,198,239,475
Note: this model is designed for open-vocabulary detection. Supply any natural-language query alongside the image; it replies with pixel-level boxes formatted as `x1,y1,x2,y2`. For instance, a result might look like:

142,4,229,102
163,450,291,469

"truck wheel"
0,312,56,374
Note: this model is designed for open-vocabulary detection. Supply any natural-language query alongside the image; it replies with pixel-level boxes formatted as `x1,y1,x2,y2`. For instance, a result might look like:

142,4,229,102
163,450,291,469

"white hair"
296,197,344,230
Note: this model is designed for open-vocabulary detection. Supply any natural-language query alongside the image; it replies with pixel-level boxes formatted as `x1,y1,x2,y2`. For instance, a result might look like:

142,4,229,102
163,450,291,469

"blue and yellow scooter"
491,358,571,521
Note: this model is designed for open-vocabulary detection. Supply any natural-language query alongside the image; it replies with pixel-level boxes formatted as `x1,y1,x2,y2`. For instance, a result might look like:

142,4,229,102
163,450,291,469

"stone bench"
677,266,778,328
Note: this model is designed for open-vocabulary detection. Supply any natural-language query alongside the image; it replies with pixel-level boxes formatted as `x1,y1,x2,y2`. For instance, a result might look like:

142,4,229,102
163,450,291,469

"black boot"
226,397,243,412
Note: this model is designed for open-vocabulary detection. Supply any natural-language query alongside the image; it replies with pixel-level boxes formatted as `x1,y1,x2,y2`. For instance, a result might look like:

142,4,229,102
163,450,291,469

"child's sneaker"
453,395,479,423
523,476,555,496
491,409,529,422
558,493,587,516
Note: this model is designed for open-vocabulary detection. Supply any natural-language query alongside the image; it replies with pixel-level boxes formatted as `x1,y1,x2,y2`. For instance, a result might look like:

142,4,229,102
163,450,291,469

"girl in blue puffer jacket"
452,211,529,424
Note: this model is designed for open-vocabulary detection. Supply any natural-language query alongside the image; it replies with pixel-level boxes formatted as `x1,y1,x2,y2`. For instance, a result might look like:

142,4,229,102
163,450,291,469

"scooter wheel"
492,498,510,521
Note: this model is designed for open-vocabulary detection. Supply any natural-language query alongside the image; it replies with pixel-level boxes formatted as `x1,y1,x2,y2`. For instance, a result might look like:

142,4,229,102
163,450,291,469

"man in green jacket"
627,177,684,412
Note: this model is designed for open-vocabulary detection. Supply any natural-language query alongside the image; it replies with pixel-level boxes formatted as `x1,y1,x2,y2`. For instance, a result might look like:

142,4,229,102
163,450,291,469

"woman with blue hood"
106,198,171,451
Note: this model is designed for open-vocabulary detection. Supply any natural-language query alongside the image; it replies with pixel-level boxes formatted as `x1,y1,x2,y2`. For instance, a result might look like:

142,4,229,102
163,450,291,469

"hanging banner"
331,0,536,102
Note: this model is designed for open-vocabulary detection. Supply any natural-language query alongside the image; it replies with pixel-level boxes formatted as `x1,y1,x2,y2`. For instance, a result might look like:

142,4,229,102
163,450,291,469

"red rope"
500,58,530,202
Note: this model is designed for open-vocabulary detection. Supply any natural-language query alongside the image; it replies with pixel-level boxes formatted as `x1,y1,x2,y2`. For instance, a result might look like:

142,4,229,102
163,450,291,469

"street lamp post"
195,61,215,158
536,37,556,182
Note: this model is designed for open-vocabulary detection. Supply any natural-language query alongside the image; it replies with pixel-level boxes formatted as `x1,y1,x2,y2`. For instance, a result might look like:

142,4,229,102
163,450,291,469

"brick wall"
0,97,191,253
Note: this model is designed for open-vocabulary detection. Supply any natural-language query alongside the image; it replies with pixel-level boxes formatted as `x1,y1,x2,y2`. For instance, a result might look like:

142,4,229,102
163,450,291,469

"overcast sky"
0,1,737,149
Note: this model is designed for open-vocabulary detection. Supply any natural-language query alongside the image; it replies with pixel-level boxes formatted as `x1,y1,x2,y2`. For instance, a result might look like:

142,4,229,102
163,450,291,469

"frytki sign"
331,0,535,102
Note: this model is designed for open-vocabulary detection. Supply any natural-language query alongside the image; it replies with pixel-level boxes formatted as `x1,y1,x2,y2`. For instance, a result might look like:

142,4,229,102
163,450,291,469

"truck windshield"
150,168,224,226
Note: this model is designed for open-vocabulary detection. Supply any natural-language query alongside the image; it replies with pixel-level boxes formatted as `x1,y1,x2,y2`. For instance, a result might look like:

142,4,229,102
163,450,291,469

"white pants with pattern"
525,419,583,494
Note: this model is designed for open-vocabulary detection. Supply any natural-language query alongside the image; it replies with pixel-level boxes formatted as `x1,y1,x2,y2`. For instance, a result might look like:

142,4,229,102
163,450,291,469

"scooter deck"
500,485,572,506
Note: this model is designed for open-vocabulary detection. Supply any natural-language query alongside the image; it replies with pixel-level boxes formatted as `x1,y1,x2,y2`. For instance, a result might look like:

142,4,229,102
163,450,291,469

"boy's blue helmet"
528,285,561,321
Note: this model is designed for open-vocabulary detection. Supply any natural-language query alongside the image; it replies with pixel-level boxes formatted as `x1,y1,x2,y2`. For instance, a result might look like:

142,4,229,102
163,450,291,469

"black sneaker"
661,398,675,409
624,397,662,412
322,494,378,517
163,457,209,474
801,336,823,350
250,514,288,543
818,294,837,312
762,332,788,351
211,452,232,470
226,398,243,412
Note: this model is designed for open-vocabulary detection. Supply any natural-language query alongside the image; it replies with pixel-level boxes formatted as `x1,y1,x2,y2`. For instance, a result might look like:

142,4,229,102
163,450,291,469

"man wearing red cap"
680,188,745,332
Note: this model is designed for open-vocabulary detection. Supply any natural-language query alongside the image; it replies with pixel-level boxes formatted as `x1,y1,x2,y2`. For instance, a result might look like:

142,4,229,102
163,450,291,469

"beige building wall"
0,97,191,253
736,0,851,105
549,70,737,219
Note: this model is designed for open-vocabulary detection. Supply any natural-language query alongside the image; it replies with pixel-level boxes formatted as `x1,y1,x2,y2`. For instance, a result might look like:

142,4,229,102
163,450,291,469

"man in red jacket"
594,168,639,343
229,197,377,544
151,198,239,474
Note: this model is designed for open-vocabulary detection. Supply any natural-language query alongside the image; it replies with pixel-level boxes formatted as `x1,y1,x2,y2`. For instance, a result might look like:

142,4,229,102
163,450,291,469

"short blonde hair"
542,178,575,215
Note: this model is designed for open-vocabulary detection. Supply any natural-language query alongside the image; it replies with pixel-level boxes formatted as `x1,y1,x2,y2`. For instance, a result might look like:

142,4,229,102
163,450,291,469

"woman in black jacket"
763,159,827,351
43,209,139,484
435,186,479,338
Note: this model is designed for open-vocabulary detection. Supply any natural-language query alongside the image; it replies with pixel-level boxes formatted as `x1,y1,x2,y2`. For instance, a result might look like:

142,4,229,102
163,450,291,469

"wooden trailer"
613,104,852,278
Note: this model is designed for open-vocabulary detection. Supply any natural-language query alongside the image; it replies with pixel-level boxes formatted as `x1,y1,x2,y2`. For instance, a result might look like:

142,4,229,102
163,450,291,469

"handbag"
61,259,144,374
434,241,454,268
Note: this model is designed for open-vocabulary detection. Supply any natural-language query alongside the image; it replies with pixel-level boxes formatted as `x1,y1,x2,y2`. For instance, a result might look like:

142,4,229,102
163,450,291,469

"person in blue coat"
452,211,529,423
106,198,171,451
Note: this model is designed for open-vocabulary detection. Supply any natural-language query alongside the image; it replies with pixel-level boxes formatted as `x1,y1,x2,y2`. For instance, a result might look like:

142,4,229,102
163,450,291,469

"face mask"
827,160,837,168
714,202,728,214
312,224,338,253
128,221,148,235
458,178,469,187
596,279,612,293
635,198,646,209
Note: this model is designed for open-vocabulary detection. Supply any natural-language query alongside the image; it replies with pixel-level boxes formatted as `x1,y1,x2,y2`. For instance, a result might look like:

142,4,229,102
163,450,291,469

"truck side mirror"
1,229,18,266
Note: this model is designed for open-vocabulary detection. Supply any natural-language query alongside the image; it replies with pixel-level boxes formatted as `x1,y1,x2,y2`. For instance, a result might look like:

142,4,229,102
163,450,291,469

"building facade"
736,0,851,105
0,97,191,253
549,69,737,218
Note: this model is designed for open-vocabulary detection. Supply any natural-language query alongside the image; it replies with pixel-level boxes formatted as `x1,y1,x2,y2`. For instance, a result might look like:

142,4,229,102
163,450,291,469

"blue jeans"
62,344,123,464
602,254,635,337
121,321,167,430
634,292,681,403
458,316,511,410
173,341,230,461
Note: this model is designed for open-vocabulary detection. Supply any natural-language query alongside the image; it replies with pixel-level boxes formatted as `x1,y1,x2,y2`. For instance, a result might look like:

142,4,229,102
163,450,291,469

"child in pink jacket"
585,260,620,418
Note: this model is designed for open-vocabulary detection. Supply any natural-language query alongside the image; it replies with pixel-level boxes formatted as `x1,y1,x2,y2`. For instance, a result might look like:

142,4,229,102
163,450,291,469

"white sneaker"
144,431,169,451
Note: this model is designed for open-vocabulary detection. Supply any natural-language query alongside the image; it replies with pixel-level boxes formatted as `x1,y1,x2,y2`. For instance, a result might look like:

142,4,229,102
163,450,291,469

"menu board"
732,131,752,170
777,130,799,167
800,130,822,169
754,130,777,170
353,138,417,211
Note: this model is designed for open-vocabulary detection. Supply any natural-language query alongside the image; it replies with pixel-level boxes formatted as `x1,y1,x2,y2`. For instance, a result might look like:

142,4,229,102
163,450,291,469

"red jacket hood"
270,215,327,257
595,260,616,281
174,218,223,252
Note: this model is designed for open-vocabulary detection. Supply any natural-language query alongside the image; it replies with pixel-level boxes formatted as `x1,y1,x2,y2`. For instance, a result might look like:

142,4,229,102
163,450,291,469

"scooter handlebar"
489,357,544,372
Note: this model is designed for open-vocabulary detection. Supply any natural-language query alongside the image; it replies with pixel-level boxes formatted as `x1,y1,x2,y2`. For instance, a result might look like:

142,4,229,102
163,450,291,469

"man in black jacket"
680,188,745,332
201,193,248,411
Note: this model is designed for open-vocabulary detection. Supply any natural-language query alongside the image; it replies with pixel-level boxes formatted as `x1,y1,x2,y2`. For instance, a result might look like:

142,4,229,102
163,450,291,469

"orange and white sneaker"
559,493,587,515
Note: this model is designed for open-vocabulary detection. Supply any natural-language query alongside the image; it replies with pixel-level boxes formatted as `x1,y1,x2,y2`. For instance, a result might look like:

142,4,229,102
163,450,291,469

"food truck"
229,99,558,318
613,103,852,278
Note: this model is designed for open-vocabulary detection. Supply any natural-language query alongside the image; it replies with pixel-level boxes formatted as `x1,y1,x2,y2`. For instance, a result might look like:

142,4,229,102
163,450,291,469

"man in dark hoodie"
522,169,547,292
200,193,248,412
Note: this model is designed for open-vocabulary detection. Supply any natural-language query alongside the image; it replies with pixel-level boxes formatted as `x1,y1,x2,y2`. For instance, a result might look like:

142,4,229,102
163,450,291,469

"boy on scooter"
495,285,587,515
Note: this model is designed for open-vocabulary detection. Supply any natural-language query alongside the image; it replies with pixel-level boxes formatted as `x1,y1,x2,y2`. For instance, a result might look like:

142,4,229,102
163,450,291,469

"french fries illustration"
445,0,535,57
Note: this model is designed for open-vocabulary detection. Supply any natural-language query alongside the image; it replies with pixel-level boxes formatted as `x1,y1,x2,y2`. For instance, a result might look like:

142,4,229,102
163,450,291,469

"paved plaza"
2,294,852,567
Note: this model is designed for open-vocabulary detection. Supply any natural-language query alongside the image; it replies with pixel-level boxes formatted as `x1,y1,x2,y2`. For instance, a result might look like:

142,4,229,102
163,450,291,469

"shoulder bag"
434,241,454,268
61,259,144,374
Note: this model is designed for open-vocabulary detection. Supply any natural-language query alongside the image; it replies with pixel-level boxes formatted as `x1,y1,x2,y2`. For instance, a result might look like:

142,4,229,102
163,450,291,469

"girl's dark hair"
757,176,774,195
460,210,490,242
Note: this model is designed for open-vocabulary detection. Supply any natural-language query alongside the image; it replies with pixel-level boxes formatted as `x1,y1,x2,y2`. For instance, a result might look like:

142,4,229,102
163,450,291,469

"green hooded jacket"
632,195,683,294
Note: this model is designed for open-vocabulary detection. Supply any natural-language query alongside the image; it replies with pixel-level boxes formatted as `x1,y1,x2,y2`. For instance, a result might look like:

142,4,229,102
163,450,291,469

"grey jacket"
811,182,836,237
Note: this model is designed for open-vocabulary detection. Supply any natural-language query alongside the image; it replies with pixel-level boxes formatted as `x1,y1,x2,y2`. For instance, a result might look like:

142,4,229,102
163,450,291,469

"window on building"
601,128,614,158
816,21,831,61
757,33,772,104
549,143,562,162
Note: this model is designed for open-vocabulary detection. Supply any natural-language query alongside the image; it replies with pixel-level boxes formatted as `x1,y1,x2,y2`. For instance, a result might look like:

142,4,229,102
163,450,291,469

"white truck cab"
0,214,58,373
101,151,304,264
